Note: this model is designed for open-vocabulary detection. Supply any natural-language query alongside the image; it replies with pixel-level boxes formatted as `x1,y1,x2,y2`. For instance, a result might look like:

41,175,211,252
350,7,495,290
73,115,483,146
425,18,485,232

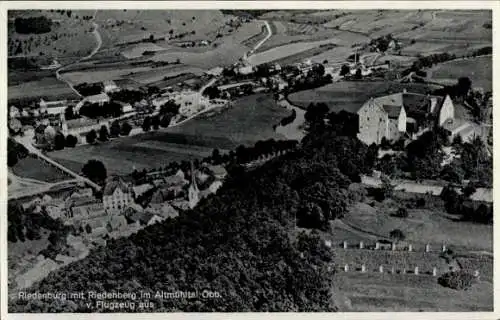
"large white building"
357,90,454,145
103,177,134,211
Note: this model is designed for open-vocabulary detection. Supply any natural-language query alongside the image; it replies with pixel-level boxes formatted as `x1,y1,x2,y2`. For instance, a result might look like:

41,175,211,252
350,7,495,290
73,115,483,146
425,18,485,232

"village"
6,8,494,313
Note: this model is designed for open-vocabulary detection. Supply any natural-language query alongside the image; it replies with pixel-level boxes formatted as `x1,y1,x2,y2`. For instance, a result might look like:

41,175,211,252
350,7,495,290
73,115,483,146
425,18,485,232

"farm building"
103,80,119,93
39,99,70,115
357,90,455,145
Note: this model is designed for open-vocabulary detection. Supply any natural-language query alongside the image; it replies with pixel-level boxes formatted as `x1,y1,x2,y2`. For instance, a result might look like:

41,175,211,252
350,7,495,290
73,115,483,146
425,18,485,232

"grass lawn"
49,93,289,175
343,201,493,252
334,272,492,311
11,155,73,183
8,10,97,60
288,81,441,113
428,55,492,91
8,76,79,101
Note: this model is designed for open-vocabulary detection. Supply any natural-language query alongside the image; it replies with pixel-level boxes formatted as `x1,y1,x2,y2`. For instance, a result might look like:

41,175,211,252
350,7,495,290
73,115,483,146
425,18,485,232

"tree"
64,105,76,120
81,160,107,185
211,148,222,164
304,103,329,126
354,68,362,80
340,64,350,76
389,229,405,241
54,132,65,150
379,175,394,200
142,116,152,132
65,135,78,147
152,115,160,130
110,121,121,138
120,122,132,136
86,129,97,144
394,207,409,218
438,271,475,290
456,77,472,98
98,125,109,142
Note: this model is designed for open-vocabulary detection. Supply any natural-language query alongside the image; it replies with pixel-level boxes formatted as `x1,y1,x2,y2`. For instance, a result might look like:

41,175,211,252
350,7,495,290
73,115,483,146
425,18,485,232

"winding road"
244,20,272,61
55,9,102,97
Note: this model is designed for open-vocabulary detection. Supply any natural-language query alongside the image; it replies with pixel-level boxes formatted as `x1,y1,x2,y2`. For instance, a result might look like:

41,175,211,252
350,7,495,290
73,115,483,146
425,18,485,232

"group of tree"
81,159,107,186
7,138,29,167
10,108,382,312
369,33,396,52
74,82,103,97
86,122,132,144
79,101,123,119
14,16,52,34
203,86,221,99
8,200,73,260
440,184,492,224
109,89,147,104
432,77,473,100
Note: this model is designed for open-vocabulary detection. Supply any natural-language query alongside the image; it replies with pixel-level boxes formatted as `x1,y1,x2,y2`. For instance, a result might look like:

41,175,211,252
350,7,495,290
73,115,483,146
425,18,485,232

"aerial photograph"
5,7,493,313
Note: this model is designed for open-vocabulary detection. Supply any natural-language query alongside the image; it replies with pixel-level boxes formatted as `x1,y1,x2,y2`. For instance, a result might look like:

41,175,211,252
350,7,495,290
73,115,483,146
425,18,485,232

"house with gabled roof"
103,177,134,212
357,89,454,145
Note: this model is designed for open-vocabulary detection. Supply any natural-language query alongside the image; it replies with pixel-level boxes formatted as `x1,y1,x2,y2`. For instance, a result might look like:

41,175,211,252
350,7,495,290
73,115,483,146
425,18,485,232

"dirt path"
55,9,102,96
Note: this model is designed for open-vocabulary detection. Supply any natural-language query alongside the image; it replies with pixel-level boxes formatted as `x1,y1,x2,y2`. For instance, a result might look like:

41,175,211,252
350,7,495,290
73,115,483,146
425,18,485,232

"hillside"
9,123,375,312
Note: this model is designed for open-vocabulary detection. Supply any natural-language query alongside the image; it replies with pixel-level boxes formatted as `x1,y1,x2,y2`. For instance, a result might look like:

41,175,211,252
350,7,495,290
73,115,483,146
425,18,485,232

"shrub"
438,271,475,290
394,207,409,218
389,228,405,241
415,197,426,208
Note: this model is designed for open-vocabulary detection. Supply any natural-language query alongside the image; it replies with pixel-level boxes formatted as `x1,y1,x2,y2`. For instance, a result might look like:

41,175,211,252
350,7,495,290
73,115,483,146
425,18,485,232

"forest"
14,16,52,34
9,112,376,312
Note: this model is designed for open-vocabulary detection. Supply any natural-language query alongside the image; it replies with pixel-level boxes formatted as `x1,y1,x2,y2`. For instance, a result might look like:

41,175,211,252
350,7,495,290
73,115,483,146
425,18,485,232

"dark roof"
103,177,130,196
382,105,403,119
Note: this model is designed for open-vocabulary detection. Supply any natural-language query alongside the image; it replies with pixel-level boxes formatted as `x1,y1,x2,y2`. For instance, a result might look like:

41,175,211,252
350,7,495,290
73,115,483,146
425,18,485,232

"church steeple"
188,161,199,209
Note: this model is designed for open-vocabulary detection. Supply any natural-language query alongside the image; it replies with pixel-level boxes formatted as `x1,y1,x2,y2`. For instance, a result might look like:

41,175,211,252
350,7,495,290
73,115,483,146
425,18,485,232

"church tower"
60,112,68,136
188,161,199,209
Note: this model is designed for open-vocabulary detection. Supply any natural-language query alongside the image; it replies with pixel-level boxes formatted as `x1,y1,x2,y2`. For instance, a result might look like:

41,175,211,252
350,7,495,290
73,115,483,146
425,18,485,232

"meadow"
48,93,289,175
288,81,441,113
8,75,79,102
334,272,493,311
8,10,97,61
428,55,492,92
11,155,73,183
343,201,493,252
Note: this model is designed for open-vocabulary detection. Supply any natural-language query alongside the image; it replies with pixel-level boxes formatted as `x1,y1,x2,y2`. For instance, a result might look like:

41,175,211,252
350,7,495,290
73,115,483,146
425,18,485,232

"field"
11,155,73,183
48,93,289,175
324,186,493,311
8,10,97,61
256,10,490,62
8,76,79,101
334,272,493,311
428,55,492,92
95,10,228,48
343,201,493,252
248,39,340,66
288,81,441,113
268,43,337,66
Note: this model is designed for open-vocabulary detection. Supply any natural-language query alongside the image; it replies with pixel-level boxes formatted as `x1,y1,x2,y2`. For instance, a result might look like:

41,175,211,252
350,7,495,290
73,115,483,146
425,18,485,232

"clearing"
428,55,492,92
288,81,441,113
48,93,289,175
11,155,73,183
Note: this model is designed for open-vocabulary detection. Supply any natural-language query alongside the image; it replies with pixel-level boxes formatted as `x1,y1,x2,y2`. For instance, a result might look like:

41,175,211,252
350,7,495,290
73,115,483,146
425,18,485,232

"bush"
389,229,405,241
438,271,476,290
65,135,78,147
86,130,97,144
394,207,409,218
415,197,426,208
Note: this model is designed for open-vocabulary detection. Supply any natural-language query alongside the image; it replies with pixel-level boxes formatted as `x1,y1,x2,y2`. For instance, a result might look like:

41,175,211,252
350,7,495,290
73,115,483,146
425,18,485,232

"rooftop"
103,177,130,196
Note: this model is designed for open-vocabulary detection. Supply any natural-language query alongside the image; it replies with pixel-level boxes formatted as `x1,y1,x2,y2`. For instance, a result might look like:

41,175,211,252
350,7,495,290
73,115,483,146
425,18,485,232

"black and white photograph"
3,1,496,314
